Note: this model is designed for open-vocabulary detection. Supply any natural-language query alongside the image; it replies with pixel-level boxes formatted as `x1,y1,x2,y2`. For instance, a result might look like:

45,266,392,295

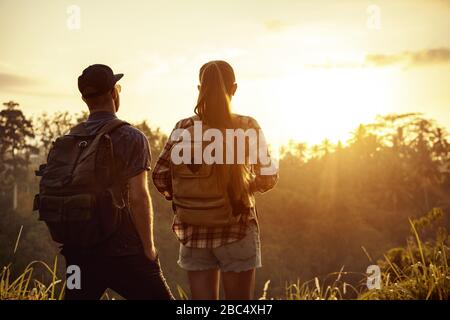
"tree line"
1,100,449,297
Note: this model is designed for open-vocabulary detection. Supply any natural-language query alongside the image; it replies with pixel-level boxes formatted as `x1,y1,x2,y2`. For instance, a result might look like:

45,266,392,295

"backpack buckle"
35,164,47,177
78,141,88,148
33,194,40,211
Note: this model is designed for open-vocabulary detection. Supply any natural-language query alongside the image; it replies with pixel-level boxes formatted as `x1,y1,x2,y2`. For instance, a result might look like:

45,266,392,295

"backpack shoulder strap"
68,122,90,136
96,119,129,209
97,119,130,137
68,119,129,137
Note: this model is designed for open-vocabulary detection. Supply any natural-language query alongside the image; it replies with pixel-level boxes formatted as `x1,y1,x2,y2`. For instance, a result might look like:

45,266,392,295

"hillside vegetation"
1,102,449,299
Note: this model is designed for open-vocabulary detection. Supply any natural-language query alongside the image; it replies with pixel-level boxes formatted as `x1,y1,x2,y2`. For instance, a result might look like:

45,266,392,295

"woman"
152,60,278,300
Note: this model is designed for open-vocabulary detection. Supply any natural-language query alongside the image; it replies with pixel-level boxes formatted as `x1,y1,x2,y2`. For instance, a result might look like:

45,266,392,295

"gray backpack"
34,119,128,248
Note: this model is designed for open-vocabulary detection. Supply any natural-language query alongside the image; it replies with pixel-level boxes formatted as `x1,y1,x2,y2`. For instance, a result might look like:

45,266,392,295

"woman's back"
151,60,278,300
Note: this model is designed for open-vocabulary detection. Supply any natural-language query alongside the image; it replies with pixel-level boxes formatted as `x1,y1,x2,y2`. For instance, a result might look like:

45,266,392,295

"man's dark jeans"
64,252,174,300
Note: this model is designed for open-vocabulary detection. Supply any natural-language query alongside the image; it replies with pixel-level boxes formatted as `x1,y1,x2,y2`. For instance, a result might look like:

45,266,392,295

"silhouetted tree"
0,101,36,178
36,111,75,154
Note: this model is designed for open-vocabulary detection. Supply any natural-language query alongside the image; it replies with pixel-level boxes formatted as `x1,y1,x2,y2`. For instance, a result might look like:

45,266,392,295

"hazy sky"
1,0,449,145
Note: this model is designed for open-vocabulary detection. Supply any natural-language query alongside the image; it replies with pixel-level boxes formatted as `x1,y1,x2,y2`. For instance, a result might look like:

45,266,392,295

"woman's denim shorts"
178,222,262,273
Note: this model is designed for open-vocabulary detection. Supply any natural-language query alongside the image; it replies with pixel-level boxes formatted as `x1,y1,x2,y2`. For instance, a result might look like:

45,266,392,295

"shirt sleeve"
247,117,279,193
115,127,152,181
152,117,193,196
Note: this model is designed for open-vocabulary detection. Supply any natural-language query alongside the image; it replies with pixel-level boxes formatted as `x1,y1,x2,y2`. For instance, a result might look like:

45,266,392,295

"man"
62,64,173,300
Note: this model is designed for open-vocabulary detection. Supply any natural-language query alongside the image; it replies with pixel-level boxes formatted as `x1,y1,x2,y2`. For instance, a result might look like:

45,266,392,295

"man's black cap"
78,64,123,98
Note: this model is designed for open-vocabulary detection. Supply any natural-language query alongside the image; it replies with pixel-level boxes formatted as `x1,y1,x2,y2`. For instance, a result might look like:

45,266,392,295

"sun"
253,67,396,147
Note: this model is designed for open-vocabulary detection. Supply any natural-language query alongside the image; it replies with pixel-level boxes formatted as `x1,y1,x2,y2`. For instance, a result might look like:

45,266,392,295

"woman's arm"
248,117,279,193
152,138,174,199
152,118,193,199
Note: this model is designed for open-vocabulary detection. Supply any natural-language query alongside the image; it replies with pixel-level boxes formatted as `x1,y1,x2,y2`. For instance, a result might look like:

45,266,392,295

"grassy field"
2,215,448,300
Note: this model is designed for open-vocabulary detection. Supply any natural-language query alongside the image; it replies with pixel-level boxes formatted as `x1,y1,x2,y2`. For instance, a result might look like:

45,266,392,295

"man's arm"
128,170,157,261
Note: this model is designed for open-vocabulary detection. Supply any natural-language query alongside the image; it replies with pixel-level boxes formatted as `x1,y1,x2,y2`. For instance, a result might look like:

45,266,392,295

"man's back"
55,63,173,300
61,111,150,256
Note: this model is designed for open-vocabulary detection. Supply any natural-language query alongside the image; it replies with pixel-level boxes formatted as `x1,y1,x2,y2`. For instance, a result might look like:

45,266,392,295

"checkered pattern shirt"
152,114,278,248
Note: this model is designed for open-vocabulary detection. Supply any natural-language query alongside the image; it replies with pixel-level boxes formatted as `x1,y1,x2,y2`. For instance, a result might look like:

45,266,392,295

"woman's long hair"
194,60,252,204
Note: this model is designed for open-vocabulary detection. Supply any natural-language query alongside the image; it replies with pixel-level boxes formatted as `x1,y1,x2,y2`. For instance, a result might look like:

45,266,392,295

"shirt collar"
87,111,117,122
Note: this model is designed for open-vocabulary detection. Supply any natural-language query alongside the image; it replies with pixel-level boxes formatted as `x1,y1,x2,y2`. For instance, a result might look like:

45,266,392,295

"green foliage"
33,110,90,155
256,209,449,300
134,120,168,168
1,105,450,299
0,101,36,184
0,258,64,300
359,214,449,300
255,113,450,295
35,111,75,154
282,270,361,300
3,213,447,300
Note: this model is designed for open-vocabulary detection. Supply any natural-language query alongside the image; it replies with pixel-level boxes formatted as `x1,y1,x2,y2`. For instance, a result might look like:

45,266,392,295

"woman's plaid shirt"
152,114,278,248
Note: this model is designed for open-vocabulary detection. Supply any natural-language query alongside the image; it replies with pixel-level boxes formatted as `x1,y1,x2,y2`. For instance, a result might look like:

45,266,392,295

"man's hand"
163,191,172,200
145,245,158,261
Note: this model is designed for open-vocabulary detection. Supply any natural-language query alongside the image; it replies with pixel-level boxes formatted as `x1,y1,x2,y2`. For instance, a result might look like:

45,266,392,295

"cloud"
0,72,72,98
365,48,450,67
0,72,37,89
304,48,450,69
305,61,363,69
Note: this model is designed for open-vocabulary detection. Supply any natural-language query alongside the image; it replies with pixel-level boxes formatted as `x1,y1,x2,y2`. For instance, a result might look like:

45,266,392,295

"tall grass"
2,210,448,300
279,268,363,300
0,257,64,300
358,217,449,300
261,209,450,300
